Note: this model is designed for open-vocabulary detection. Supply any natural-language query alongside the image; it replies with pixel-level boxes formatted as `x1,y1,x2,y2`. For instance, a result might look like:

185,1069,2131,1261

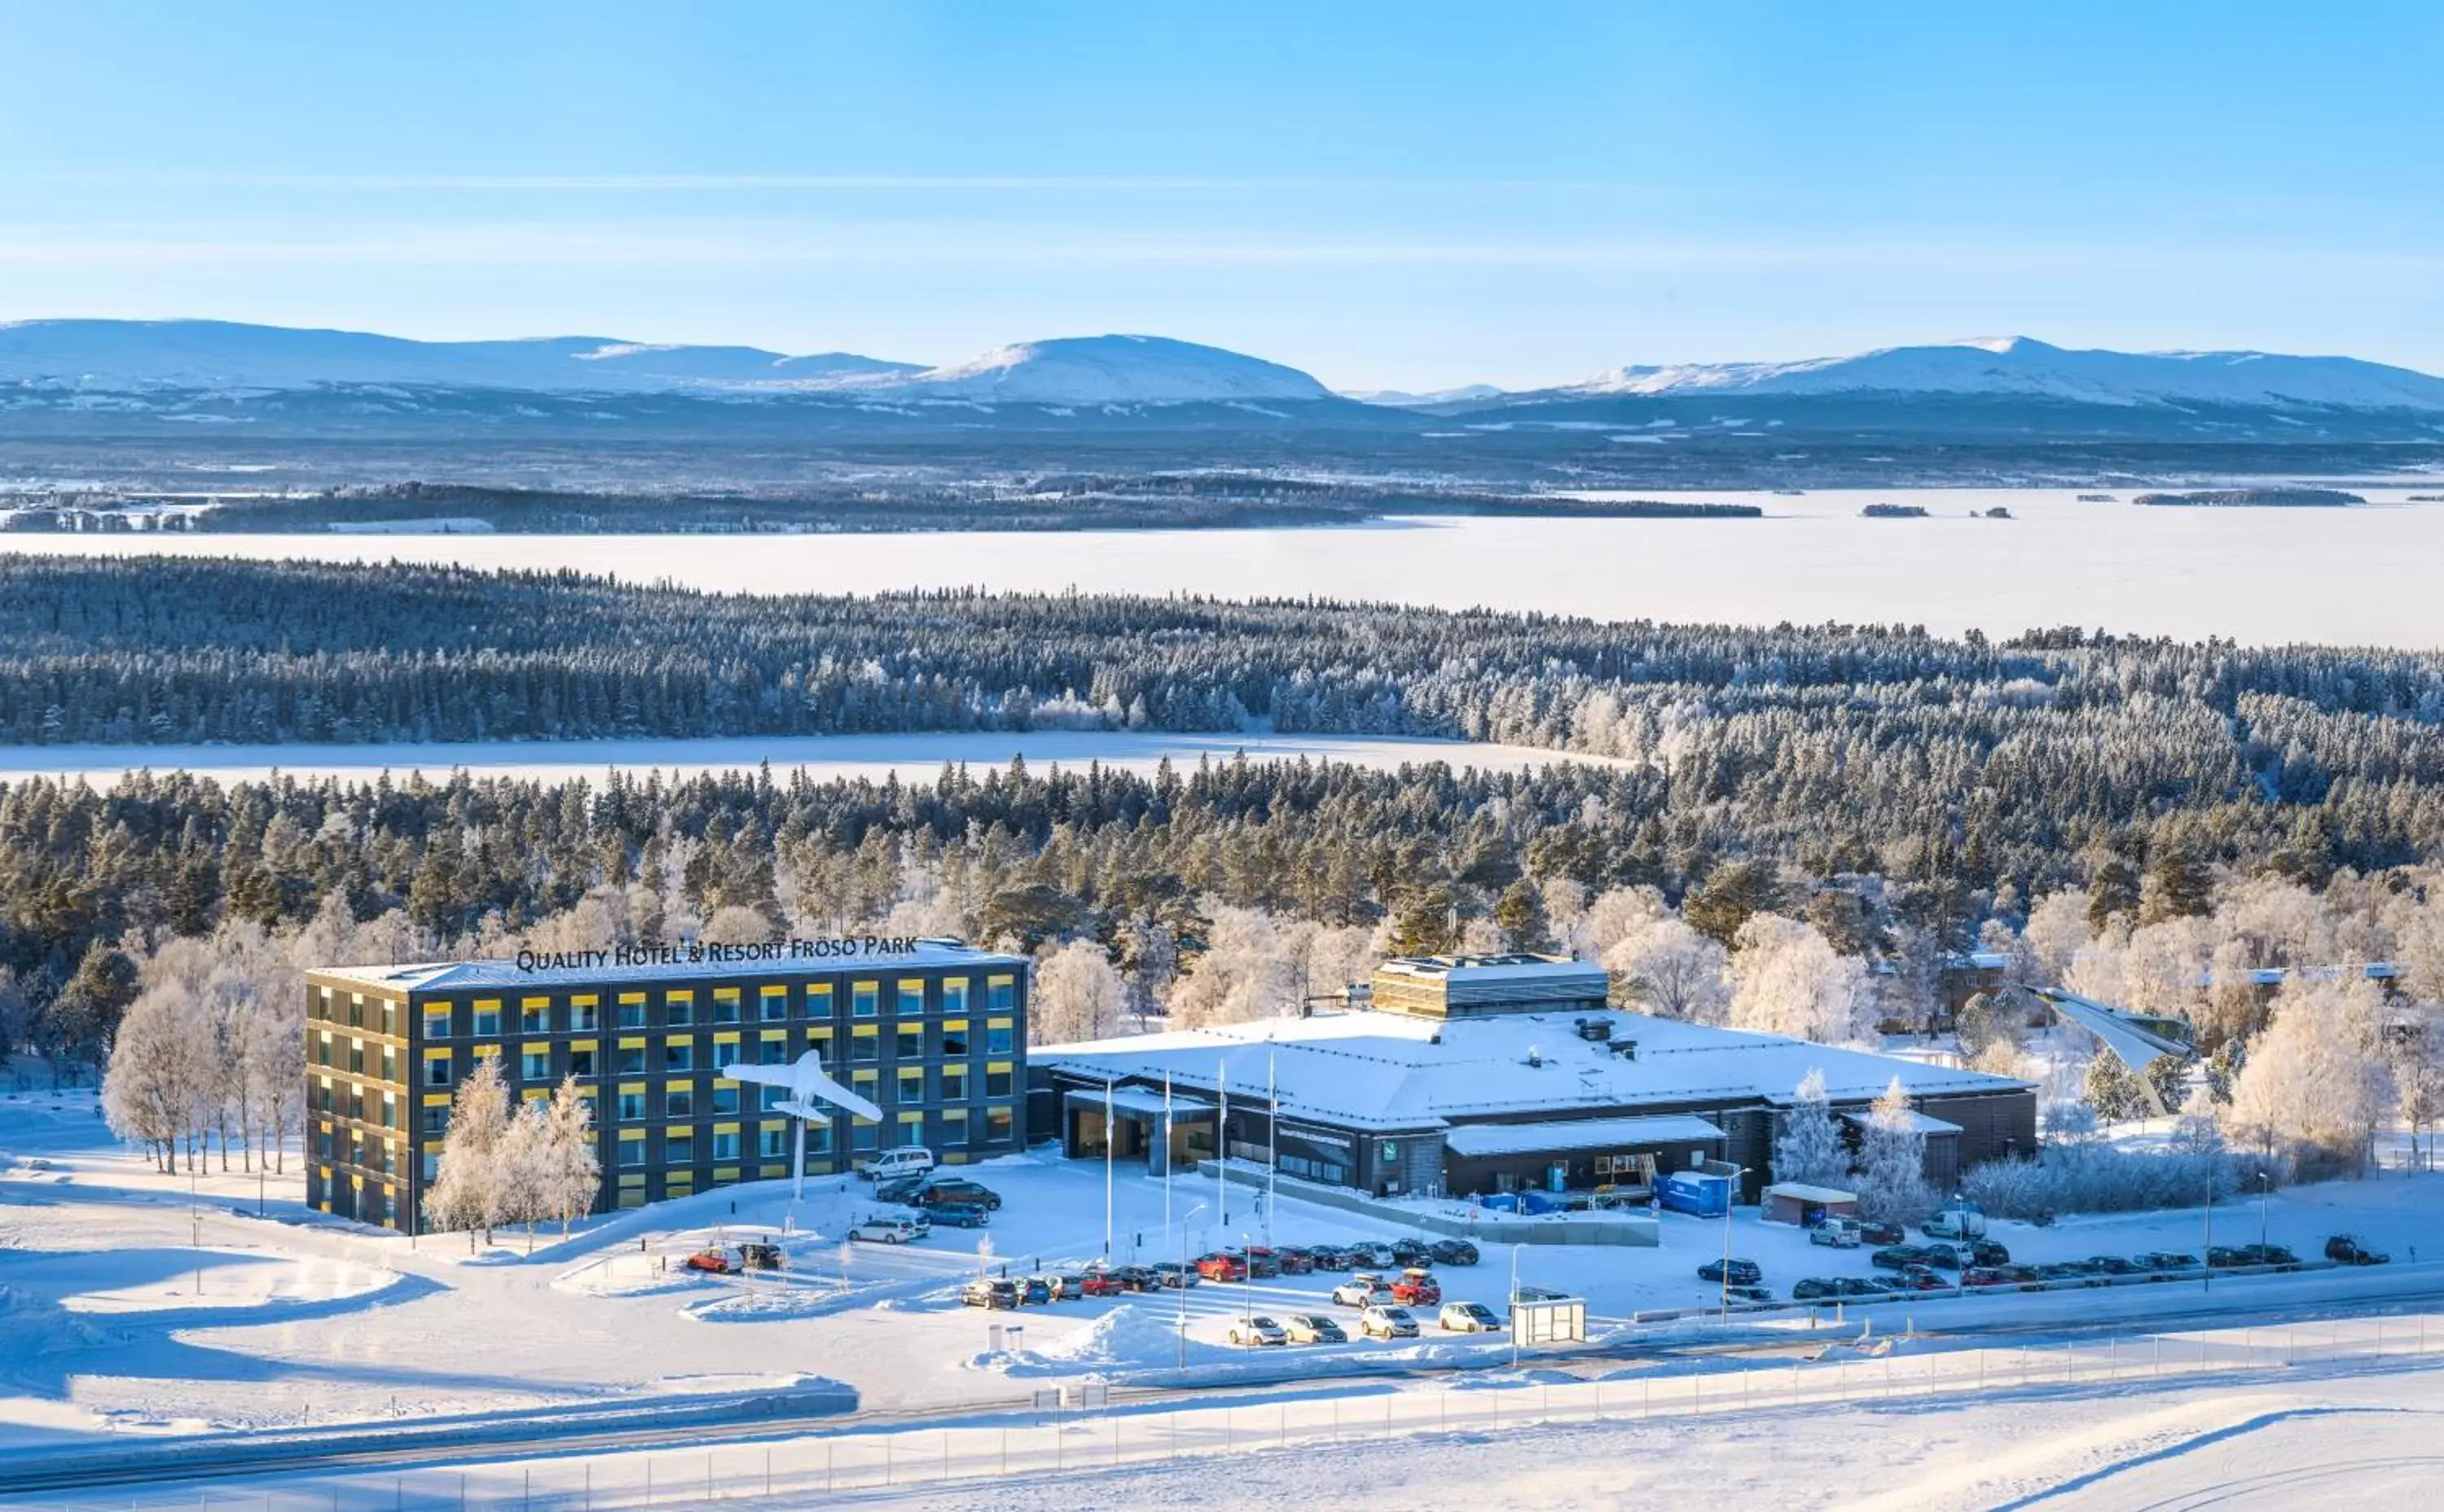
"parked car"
1962,1266,2017,1289
1015,1276,1053,1306
1834,1277,1892,1299
1347,1242,1398,1268
1724,1284,1774,1303
1792,1277,1840,1300
928,1202,991,1229
859,1145,936,1183
1870,1245,1929,1271
1306,1245,1354,1272
1274,1246,1317,1275
2236,1243,2301,1270
1360,1305,1421,1339
737,1242,785,1271
1332,1272,1391,1308
1966,1239,2012,1268
1893,1264,1950,1291
2326,1234,2390,1265
2034,1262,2098,1286
1055,1271,1119,1299
1285,1313,1347,1344
1391,1268,1442,1307
2206,1246,2248,1268
873,1175,929,1206
1430,1238,1481,1267
1922,1202,1987,1241
1194,1251,1248,1282
1389,1237,1435,1267
1108,1265,1158,1293
1440,1300,1502,1332
1919,1242,1964,1271
2086,1255,2141,1277
1229,1315,1289,1347
1697,1257,1763,1286
847,1214,929,1244
1857,1220,1906,1246
1809,1222,1862,1249
2137,1250,2199,1273
1242,1246,1282,1279
1150,1262,1198,1289
962,1278,1017,1309
684,1249,735,1275
912,1179,1003,1211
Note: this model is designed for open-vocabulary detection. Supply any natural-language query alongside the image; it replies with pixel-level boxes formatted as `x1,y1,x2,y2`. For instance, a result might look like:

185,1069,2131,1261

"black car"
1723,1284,1774,1304
1429,1238,1480,1267
1108,1265,1158,1292
1966,1239,2011,1268
874,1174,928,1205
2326,1234,2390,1266
1306,1246,1354,1272
1697,1258,1763,1286
1834,1277,1893,1299
2087,1255,2142,1276
2206,1246,2248,1268
1388,1237,1434,1267
1919,1242,1963,1271
1857,1220,1906,1246
2137,1250,2199,1273
913,1180,1004,1211
1870,1244,1928,1270
1792,1277,1840,1300
2236,1243,2300,1270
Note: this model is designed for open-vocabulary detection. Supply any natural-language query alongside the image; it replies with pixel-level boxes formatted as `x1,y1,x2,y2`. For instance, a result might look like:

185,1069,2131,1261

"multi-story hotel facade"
303,940,1030,1231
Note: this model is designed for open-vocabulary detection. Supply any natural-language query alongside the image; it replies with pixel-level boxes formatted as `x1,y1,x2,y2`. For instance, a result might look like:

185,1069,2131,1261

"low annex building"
1031,954,2034,1202
305,941,1029,1230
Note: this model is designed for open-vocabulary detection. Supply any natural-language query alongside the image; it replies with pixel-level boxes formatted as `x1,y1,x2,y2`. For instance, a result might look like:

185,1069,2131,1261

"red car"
1893,1264,1949,1291
1391,1267,1441,1306
1274,1246,1316,1275
1070,1269,1125,1299
683,1249,735,1275
1195,1251,1249,1282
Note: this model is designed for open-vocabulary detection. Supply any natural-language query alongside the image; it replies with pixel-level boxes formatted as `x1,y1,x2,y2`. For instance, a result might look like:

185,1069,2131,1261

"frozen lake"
0,730,1628,789
7,485,2442,645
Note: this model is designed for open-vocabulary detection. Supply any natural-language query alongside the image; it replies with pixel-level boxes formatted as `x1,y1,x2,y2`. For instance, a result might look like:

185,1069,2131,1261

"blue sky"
1,2,2437,389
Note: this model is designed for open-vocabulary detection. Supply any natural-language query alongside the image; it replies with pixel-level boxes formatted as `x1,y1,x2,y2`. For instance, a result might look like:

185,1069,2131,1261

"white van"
859,1145,937,1182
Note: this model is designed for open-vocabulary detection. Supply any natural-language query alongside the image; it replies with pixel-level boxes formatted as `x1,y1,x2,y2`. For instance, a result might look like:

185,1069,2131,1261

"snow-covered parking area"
5,1087,2442,1457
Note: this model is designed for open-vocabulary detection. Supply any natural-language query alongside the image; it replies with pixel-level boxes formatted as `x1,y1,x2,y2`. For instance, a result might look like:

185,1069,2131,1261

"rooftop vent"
1613,1040,1639,1061
1576,1017,1613,1043
1525,1045,1543,1068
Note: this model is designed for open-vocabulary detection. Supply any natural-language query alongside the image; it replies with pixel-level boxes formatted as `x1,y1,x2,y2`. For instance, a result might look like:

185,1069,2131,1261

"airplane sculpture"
2024,986,2199,1116
723,1050,884,1200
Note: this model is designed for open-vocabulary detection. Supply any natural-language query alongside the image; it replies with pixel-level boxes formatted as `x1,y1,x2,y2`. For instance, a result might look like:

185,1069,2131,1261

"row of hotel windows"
319,1018,1018,1088
319,1057,1014,1135
389,977,1019,1041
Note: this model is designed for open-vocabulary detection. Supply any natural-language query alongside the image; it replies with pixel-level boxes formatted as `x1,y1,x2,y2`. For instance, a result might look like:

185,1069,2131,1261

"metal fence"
17,1313,2442,1512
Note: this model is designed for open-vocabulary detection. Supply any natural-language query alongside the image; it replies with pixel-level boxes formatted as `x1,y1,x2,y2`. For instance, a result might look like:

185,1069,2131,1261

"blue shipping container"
1656,1171,1730,1217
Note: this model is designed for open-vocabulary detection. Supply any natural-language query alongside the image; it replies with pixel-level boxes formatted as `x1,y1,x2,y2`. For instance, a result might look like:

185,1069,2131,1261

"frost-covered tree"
103,978,214,1171
539,1075,604,1234
427,1053,513,1248
1725,914,1871,1045
498,1097,552,1253
1854,1077,1935,1222
2224,978,2395,1174
699,904,776,947
2082,1048,2150,1127
1771,1070,1850,1188
1031,938,1127,1044
2389,1005,2442,1171
2021,889,2093,986
1601,915,1730,1023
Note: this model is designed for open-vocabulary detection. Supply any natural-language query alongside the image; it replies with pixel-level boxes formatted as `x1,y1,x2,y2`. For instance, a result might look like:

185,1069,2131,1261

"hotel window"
348,995,365,1029
570,996,600,1032
381,1091,398,1131
316,1125,335,1158
712,1083,741,1116
665,1042,695,1073
712,1040,741,1070
987,975,1016,1013
986,1019,1014,1055
759,1085,788,1112
941,978,968,1015
423,1150,442,1180
422,1104,449,1135
941,1022,969,1057
617,1090,646,1122
897,982,925,1017
665,992,695,1027
616,1044,647,1075
424,1057,451,1088
758,1035,789,1065
346,1040,364,1075
472,1000,502,1037
521,1048,550,1081
712,1130,740,1162
618,1134,645,1168
897,1070,923,1106
851,1030,879,1062
521,1000,550,1035
568,1046,596,1077
759,988,789,1022
380,1046,397,1083
985,1107,1014,1144
804,984,834,1020
758,1126,788,1159
852,982,879,1018
382,1000,398,1036
850,1121,880,1152
665,1132,696,1165
807,1122,835,1155
665,1087,696,1119
423,1005,451,1040
315,1031,332,1068
617,995,647,1029
896,1027,923,1060
712,990,741,1025
940,1107,971,1145
940,1066,968,1101
809,1028,836,1066
985,1064,1013,1097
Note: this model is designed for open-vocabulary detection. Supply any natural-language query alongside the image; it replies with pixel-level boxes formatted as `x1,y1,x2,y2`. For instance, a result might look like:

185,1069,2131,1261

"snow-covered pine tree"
1771,1069,1850,1188
1855,1076,1934,1223
2081,1048,2149,1126
427,1053,512,1250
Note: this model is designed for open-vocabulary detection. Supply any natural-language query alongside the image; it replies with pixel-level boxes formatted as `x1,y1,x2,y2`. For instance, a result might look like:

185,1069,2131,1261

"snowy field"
8,484,2444,645
5,1086,2442,1474
0,731,1618,790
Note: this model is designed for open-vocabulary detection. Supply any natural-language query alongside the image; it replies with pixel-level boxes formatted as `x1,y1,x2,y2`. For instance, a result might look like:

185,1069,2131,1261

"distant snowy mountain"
1345,383,1508,407
872,335,1332,405
1536,336,2444,412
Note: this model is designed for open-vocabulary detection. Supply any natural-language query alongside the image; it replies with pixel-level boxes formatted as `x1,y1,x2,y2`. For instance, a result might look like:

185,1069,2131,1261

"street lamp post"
1242,1229,1255,1330
1174,1200,1207,1369
1510,1242,1523,1369
2257,1169,2270,1249
1719,1166,1751,1321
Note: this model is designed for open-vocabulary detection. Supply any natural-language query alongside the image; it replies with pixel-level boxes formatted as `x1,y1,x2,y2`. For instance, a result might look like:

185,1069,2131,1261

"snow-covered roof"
1842,1109,1963,1135
1034,1009,2029,1134
1375,955,1607,987
310,939,1025,994
1442,1114,1724,1158
1064,1083,1214,1119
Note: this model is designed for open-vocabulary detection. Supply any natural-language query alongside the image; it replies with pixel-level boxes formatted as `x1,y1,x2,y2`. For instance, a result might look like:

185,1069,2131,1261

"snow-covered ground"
7,485,2444,644
7,1084,2442,1475
0,731,1622,789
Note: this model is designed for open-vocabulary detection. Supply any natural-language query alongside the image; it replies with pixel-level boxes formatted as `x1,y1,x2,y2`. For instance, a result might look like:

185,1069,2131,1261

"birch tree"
1854,1077,1935,1222
1771,1070,1851,1188
427,1053,512,1248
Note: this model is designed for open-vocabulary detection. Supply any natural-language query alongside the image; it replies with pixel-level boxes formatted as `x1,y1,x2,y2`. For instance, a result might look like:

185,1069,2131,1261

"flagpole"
1220,1058,1230,1226
1103,1073,1115,1260
1163,1072,1173,1256
1266,1042,1277,1246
